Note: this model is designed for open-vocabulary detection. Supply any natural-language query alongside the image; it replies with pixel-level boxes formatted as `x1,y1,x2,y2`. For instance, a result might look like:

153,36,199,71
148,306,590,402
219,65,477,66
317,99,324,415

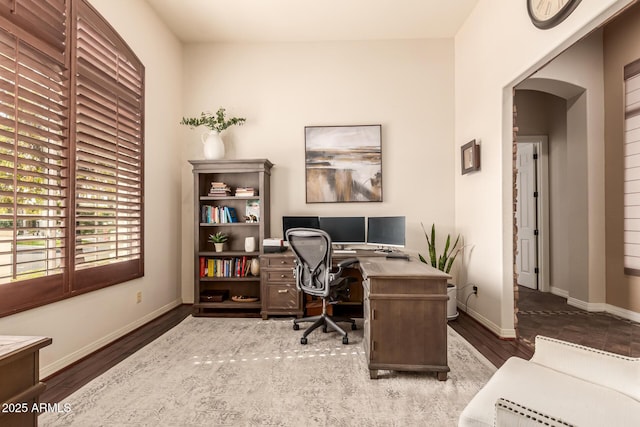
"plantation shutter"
0,0,144,317
624,59,640,275
0,0,68,313
73,0,144,289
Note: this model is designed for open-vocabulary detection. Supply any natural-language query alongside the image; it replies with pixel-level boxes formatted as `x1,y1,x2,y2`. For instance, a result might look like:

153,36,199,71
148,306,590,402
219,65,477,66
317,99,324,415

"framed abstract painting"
304,125,382,203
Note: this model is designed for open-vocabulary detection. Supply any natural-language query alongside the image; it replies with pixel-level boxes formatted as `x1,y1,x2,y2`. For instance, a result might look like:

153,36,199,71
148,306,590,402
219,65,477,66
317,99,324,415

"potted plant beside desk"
418,223,461,320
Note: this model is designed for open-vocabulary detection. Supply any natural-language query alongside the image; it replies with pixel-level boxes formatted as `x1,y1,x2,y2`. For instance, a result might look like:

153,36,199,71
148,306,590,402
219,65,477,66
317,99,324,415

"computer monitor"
318,216,366,245
367,216,406,248
282,216,320,240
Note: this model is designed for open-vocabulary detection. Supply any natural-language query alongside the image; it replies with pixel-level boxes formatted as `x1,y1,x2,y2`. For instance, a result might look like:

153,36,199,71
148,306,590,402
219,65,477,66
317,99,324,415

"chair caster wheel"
351,323,357,330
293,323,300,330
322,326,328,333
300,337,308,345
342,336,349,345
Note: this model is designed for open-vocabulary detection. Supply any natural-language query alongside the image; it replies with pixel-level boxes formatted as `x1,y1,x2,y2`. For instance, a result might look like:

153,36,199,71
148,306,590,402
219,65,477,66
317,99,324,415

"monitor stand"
373,246,394,254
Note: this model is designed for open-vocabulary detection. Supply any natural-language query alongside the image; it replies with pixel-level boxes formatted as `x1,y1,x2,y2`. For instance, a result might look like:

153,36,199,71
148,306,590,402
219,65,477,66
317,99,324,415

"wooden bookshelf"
189,159,273,317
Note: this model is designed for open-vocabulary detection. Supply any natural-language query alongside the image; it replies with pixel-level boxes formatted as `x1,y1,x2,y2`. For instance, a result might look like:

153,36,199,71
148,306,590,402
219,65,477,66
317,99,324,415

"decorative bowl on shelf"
231,296,259,303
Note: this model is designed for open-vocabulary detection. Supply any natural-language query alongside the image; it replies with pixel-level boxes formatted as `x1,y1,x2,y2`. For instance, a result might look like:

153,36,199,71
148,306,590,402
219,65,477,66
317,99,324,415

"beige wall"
180,40,457,302
604,1,640,315
526,31,607,307
455,0,634,336
0,0,184,376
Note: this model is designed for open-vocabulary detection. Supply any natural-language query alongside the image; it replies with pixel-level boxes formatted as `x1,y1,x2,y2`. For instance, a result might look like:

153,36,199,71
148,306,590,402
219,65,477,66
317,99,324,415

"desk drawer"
266,269,295,282
265,284,300,310
263,256,295,268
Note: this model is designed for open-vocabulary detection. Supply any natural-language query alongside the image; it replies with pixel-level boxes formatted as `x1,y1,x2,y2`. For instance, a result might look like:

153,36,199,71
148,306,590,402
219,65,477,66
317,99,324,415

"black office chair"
286,228,358,345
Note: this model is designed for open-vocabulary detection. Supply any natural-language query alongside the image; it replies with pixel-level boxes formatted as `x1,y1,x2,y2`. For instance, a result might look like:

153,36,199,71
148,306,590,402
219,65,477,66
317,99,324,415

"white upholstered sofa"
458,335,640,427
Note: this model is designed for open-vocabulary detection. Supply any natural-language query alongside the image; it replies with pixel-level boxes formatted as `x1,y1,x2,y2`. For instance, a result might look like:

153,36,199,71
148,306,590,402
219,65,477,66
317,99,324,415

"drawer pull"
280,274,285,278
278,289,288,294
280,260,286,264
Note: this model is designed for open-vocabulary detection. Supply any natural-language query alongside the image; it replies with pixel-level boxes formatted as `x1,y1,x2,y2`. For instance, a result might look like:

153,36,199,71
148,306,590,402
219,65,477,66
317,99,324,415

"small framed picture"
461,139,480,175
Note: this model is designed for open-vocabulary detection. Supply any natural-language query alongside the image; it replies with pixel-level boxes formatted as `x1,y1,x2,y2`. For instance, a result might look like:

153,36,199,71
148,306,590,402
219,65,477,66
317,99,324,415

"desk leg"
437,372,448,381
369,369,378,379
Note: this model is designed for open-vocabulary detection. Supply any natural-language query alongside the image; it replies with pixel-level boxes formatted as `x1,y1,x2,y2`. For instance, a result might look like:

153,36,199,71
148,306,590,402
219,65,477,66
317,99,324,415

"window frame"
623,58,640,276
0,0,144,317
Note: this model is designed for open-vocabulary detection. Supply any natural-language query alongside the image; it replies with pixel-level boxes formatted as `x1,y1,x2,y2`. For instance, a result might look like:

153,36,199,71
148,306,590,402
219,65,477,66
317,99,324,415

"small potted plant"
208,232,229,252
180,108,246,160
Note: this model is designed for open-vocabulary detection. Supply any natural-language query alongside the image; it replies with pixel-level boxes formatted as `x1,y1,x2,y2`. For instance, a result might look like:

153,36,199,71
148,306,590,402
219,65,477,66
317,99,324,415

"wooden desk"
0,335,52,427
261,250,451,380
260,249,385,319
359,257,450,380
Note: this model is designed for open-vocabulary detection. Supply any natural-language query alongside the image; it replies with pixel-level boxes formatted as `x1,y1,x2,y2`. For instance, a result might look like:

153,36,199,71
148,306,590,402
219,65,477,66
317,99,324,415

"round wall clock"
527,0,582,29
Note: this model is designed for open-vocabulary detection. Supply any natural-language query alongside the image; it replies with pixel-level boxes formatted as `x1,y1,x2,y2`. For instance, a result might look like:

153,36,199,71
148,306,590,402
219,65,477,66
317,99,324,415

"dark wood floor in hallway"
515,285,640,357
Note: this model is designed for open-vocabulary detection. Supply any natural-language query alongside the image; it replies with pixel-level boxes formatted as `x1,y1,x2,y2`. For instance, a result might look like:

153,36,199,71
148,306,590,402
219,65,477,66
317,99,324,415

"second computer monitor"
282,216,320,240
318,216,366,245
367,216,406,248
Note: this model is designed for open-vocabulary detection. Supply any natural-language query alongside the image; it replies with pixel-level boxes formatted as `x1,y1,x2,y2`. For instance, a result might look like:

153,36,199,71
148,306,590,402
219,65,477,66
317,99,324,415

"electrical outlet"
472,285,478,295
136,291,142,304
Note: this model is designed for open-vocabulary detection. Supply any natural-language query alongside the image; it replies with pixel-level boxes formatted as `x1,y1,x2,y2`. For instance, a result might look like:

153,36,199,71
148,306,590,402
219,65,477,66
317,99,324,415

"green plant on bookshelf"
179,108,246,132
209,232,229,252
418,223,460,274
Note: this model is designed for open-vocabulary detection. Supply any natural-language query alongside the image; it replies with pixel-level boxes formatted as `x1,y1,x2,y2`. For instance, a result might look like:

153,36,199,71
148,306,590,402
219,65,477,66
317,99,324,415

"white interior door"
516,143,538,289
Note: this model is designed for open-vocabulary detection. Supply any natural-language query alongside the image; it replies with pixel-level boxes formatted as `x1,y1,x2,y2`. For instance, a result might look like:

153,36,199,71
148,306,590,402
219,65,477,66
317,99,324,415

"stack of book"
263,238,286,253
209,182,231,196
235,187,256,197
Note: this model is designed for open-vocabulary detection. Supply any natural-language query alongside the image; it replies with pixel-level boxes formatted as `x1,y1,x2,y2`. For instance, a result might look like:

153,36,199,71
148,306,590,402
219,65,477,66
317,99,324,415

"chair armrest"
337,257,359,269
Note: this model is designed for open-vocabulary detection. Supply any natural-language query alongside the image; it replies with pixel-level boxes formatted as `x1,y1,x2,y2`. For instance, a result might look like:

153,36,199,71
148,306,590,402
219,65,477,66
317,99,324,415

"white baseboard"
566,297,640,323
549,287,569,298
606,303,640,323
458,303,517,339
567,297,606,312
40,299,183,378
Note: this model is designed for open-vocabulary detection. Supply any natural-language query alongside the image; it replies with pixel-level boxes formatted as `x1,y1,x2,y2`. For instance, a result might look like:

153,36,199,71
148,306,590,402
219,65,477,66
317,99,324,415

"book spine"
199,257,205,278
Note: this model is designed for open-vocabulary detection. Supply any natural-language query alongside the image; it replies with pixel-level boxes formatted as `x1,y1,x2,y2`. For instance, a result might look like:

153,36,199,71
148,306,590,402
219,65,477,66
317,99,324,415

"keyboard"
334,249,357,254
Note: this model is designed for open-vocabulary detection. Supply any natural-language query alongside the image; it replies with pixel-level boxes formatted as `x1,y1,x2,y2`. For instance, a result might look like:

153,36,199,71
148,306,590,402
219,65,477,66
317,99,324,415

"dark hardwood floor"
41,292,639,404
516,285,640,357
40,305,192,404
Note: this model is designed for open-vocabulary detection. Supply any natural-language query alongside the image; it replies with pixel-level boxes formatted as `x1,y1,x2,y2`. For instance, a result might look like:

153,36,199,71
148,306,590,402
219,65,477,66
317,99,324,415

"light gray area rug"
40,316,496,427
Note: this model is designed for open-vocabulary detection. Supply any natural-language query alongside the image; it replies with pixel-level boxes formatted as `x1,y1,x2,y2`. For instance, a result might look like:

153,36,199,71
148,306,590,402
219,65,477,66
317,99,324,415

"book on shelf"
200,256,257,278
224,206,239,223
234,187,257,197
245,200,260,222
201,206,239,223
209,182,231,196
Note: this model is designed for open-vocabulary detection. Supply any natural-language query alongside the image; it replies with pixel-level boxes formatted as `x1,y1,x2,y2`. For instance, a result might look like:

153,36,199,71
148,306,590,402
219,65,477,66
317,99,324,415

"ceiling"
144,0,479,43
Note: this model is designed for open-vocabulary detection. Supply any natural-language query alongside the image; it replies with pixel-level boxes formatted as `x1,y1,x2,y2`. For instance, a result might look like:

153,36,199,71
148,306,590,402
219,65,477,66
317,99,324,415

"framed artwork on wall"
461,139,480,175
304,125,382,203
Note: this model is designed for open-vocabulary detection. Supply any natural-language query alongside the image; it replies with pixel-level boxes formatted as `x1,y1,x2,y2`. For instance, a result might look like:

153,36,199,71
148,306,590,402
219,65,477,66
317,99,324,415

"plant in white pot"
418,223,461,274
180,108,246,159
418,223,462,320
208,231,229,252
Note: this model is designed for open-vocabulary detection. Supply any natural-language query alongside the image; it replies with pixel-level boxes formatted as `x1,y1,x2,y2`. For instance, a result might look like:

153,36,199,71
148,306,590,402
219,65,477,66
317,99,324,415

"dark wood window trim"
624,58,640,276
0,0,144,317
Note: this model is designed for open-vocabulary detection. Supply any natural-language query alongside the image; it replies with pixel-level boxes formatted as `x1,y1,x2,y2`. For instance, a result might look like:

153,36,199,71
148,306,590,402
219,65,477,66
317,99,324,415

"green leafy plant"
208,232,228,244
180,108,246,133
418,223,460,274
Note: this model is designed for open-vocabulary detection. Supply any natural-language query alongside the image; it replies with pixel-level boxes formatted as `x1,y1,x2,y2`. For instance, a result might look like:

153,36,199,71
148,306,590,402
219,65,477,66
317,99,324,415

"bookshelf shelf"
198,223,259,227
189,159,273,318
